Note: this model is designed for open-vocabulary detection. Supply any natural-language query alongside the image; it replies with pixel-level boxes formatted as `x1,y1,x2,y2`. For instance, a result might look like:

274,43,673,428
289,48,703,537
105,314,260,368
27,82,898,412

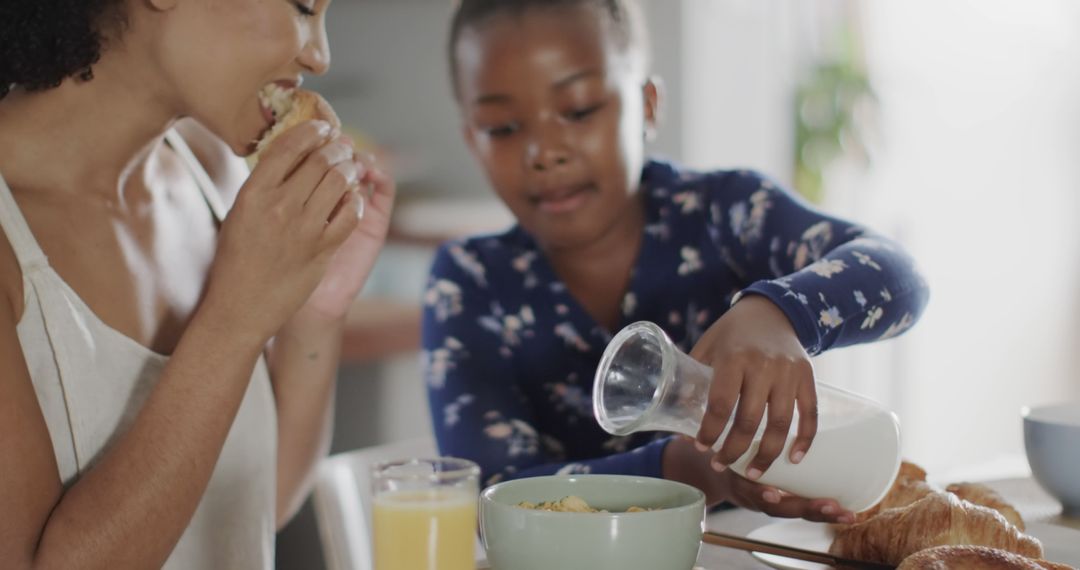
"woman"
0,0,394,567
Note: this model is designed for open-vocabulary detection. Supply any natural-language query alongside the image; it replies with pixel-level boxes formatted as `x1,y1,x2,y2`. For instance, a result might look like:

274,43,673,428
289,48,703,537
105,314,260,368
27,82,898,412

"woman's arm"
179,120,396,527
0,120,359,569
267,149,395,527
0,280,266,570
176,119,342,526
266,314,342,527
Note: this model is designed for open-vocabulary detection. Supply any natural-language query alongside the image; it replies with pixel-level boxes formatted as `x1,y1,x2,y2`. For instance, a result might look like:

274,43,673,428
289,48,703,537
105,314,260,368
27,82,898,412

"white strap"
0,170,49,271
164,129,229,223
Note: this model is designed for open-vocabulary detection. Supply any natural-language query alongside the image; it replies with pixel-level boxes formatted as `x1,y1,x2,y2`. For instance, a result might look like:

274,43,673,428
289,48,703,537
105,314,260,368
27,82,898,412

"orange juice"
373,488,477,570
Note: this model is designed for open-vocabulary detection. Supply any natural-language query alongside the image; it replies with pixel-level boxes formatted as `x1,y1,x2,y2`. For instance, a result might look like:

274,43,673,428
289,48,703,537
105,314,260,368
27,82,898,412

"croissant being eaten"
829,492,1043,565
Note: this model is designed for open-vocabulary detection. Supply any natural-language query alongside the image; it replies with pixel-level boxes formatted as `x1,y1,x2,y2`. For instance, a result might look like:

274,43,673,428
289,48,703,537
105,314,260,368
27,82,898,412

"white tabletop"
479,476,1079,569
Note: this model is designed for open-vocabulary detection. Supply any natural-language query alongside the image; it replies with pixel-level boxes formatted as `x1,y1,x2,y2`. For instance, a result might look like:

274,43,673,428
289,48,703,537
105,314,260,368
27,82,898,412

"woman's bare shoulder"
172,118,249,208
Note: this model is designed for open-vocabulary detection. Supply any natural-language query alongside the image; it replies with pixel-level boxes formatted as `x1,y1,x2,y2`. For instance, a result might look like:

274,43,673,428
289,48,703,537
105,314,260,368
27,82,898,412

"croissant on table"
854,475,941,523
829,492,1043,565
897,545,1075,570
947,482,1026,531
897,460,929,483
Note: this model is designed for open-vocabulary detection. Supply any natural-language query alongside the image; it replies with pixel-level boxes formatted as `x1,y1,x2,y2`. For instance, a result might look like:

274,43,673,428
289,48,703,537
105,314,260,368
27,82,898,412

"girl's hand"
662,436,853,524
689,295,818,481
204,120,362,342
717,467,853,523
294,142,396,324
721,466,855,522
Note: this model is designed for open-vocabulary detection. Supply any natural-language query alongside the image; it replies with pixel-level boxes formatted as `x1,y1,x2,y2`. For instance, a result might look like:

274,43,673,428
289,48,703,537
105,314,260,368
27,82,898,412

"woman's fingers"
248,120,335,187
303,161,359,226
285,139,354,207
321,190,361,248
353,152,397,219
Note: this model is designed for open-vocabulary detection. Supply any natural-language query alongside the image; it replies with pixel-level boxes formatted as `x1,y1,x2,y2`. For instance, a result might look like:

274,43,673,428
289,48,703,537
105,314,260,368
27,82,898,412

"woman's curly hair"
0,0,128,99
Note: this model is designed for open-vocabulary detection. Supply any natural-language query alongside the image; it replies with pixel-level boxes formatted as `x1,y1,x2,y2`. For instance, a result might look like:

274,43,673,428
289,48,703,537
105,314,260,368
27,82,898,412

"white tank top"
0,131,277,569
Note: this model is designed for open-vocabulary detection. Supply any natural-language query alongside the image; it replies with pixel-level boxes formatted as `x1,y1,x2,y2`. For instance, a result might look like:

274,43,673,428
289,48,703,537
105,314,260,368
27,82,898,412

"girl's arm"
703,169,929,354
683,168,928,499
423,243,671,486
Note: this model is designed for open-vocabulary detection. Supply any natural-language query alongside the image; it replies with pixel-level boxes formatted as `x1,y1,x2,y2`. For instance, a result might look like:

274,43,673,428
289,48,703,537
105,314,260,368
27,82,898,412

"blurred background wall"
278,1,1080,567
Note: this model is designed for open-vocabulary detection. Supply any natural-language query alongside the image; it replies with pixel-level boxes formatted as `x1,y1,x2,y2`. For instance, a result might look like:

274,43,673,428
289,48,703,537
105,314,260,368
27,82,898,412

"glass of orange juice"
372,457,480,570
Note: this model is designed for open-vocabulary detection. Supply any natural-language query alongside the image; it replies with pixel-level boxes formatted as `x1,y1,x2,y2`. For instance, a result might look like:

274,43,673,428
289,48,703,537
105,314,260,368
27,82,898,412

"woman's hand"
689,295,818,481
662,436,853,524
295,142,396,324
204,120,362,342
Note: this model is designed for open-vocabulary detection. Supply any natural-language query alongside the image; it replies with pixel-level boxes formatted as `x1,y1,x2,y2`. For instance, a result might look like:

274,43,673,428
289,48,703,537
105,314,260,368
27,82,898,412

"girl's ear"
643,76,662,141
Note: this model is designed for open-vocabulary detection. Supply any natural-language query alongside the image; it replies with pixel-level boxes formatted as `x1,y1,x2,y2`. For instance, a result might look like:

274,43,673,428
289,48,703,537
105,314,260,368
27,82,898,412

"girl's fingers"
695,360,743,457
790,363,819,464
732,476,853,523
746,376,796,479
714,370,768,469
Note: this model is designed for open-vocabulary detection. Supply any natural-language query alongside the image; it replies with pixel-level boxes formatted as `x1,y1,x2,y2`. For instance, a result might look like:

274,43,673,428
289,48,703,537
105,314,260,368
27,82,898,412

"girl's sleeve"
702,170,930,355
422,242,673,486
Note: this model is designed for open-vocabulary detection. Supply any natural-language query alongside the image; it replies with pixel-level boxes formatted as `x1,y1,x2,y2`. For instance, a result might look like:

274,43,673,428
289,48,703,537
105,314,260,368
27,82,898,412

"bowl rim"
480,474,706,519
1022,402,1080,428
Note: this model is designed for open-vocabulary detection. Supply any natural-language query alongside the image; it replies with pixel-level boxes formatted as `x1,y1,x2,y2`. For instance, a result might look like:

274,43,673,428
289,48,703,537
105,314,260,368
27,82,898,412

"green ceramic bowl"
480,475,705,570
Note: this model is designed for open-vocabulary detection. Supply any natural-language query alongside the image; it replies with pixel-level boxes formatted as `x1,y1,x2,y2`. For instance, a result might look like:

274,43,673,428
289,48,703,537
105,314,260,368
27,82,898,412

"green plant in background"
794,24,877,204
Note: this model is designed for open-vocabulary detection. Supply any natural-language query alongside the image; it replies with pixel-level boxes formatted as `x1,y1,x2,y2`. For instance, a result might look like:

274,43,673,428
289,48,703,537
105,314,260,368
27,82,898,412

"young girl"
0,1,393,567
424,0,929,524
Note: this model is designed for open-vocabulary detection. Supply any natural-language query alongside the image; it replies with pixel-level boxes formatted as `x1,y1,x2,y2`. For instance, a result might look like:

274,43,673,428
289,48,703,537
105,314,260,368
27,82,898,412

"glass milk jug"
592,321,901,513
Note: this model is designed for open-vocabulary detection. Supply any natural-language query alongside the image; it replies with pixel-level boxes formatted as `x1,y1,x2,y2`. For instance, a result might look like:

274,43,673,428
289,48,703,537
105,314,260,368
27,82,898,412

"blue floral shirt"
422,161,929,487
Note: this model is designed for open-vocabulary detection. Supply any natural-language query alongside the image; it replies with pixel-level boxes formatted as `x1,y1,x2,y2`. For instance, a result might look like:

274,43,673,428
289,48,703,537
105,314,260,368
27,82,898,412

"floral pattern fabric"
422,161,929,486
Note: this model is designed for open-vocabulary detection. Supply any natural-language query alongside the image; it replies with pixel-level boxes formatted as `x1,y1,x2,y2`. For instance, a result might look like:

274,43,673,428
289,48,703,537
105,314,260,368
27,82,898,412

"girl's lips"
536,186,592,214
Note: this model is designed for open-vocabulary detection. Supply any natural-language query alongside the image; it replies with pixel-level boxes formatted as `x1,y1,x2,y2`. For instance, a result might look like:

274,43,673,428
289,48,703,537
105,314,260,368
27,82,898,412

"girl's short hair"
1,0,128,99
448,0,649,87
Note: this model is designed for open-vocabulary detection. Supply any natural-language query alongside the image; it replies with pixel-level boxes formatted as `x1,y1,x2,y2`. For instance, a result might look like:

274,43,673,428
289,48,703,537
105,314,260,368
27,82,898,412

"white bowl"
1022,403,1080,518
479,475,705,570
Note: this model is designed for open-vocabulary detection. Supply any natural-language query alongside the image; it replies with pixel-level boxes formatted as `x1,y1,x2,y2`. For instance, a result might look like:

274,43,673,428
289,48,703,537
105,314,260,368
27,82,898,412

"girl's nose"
528,147,570,172
526,124,571,172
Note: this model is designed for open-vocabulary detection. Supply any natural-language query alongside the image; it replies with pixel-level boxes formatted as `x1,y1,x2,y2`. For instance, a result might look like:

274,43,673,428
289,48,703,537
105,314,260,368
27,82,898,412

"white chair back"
312,437,437,570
